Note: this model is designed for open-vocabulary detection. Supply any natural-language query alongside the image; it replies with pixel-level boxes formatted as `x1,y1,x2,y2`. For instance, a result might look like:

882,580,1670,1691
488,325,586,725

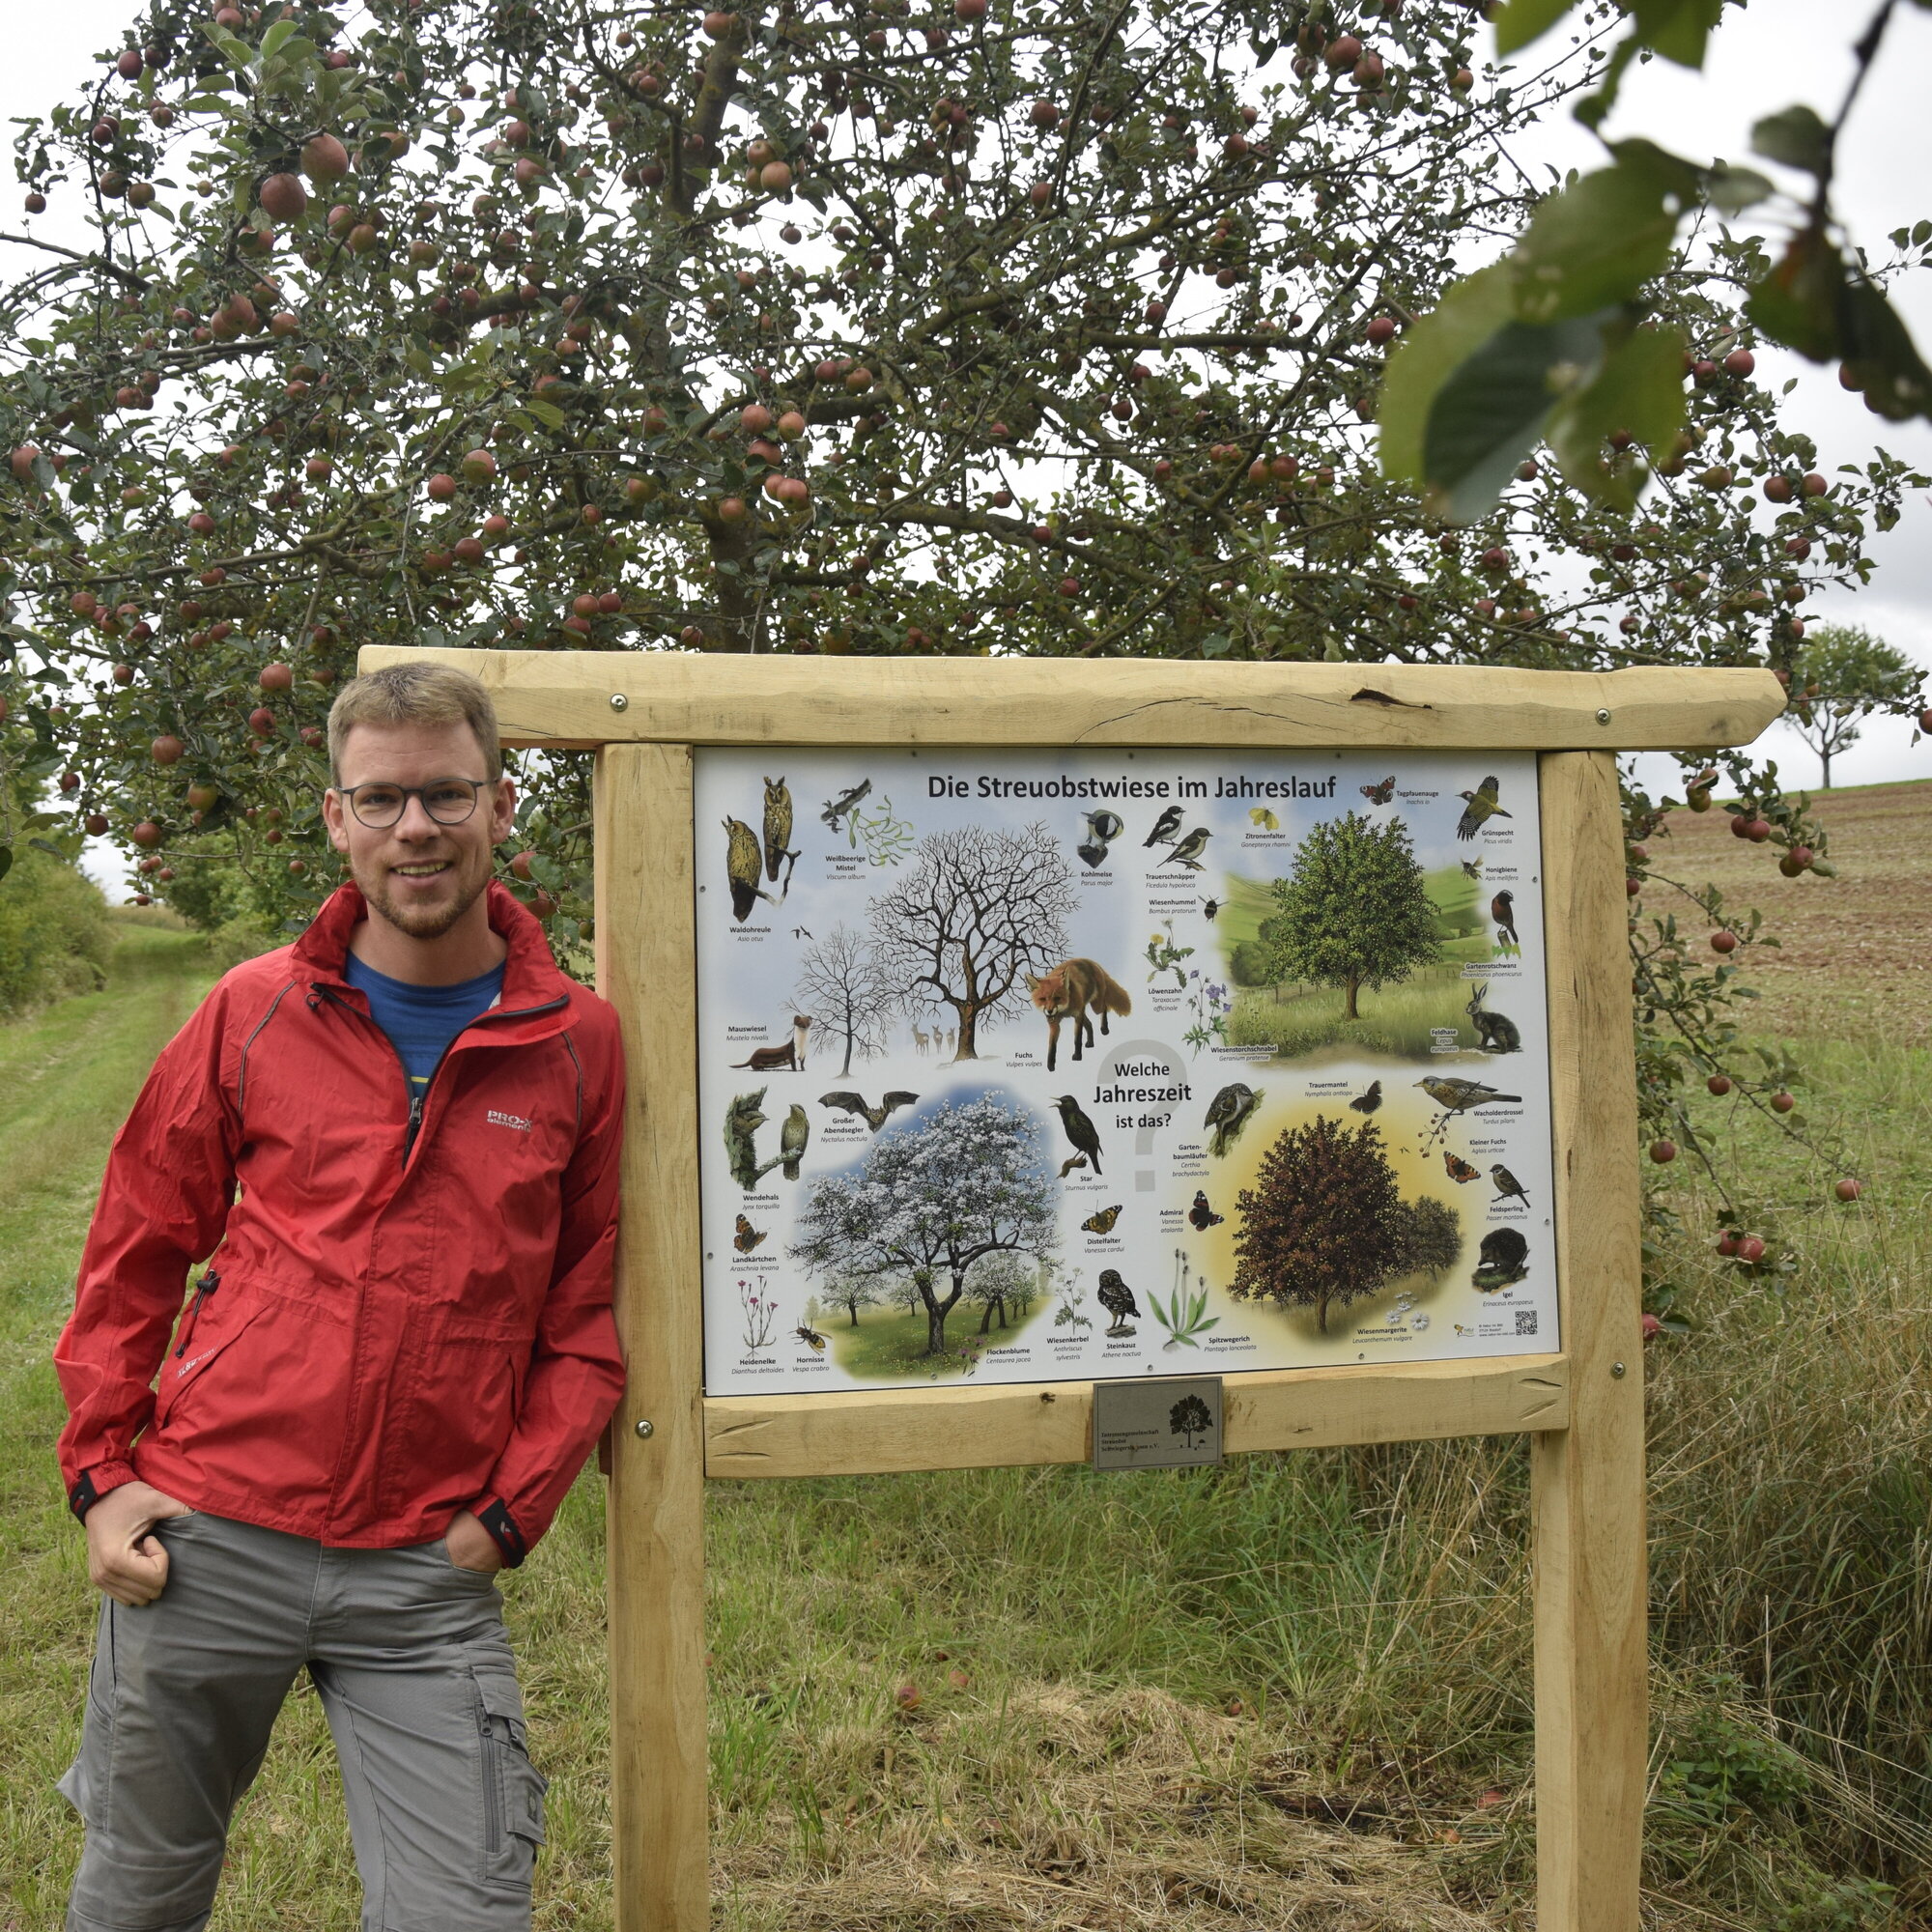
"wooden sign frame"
361,647,1783,1932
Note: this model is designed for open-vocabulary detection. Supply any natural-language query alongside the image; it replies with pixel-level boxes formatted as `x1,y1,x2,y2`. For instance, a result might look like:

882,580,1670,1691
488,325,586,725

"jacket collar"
293,879,577,1027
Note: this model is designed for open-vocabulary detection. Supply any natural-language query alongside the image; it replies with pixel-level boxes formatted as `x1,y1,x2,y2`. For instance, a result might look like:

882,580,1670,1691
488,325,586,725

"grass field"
4,790,1931,1930
826,1293,1051,1382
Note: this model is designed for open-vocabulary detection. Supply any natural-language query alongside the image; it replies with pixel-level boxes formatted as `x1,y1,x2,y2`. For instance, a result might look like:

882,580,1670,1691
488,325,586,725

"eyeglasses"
336,777,496,830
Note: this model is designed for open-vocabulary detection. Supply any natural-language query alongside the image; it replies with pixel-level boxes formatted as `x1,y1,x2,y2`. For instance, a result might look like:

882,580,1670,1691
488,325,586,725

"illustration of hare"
1465,982,1522,1054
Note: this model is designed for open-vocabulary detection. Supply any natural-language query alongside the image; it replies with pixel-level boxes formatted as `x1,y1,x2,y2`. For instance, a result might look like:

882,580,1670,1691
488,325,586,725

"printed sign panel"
695,749,1557,1396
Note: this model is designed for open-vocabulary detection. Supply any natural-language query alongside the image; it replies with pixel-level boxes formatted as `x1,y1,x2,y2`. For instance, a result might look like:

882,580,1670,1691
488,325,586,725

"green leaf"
1750,104,1832,176
1547,321,1687,511
1629,0,1724,67
1837,278,1932,422
1379,264,1514,490
1511,144,1700,323
1426,309,1616,522
1704,164,1775,214
1493,0,1579,56
1746,225,1843,361
259,17,297,57
524,396,567,428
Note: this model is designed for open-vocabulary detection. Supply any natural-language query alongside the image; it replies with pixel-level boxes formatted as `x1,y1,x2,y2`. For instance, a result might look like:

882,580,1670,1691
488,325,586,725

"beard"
355,849,491,942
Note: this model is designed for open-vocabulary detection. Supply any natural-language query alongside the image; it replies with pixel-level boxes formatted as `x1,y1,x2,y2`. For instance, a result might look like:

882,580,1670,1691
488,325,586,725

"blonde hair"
327,663,502,784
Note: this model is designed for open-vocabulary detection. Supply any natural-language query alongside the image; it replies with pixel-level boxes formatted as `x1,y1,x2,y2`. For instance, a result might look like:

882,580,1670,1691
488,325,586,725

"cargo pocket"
58,1600,119,1824
470,1658,547,1889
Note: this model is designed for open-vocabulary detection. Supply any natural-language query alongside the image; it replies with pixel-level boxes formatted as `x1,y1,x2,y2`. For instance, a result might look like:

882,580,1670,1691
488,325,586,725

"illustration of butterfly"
795,1324,826,1352
1187,1189,1224,1231
1248,807,1279,830
1361,776,1397,806
733,1213,768,1253
1082,1205,1123,1235
1442,1151,1480,1184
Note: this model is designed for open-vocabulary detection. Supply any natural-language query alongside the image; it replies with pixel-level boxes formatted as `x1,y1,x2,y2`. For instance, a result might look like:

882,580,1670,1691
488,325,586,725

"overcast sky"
6,0,1928,857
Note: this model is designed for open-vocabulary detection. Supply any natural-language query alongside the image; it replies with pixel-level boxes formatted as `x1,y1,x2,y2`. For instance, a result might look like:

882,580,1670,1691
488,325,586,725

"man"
53,662,627,1931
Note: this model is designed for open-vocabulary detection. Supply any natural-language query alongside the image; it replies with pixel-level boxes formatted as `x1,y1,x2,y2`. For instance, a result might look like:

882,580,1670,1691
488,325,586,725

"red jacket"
55,880,627,1565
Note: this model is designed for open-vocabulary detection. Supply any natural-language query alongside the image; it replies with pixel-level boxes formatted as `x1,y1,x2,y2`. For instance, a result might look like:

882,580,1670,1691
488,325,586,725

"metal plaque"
1092,1376,1224,1471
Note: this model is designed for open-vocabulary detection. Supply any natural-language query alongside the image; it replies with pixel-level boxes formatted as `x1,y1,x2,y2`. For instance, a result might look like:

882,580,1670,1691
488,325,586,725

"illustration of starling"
1204,1082,1261,1157
733,1213,768,1254
1472,1227,1530,1293
1490,1163,1532,1208
761,776,795,884
818,1090,919,1133
1144,804,1183,847
1049,1094,1104,1175
1082,1204,1122,1235
1443,1151,1480,1184
779,1103,810,1180
723,817,775,923
1455,776,1512,841
1187,1190,1224,1231
1096,1268,1141,1335
1492,890,1520,949
1158,826,1211,870
1349,1080,1382,1114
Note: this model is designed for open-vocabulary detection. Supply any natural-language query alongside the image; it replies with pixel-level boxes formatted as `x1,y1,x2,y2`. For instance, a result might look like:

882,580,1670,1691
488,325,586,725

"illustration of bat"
1187,1190,1224,1231
733,1213,768,1253
1144,804,1183,846
1442,1151,1480,1184
818,1090,919,1132
1082,1204,1122,1235
820,777,871,833
1360,775,1396,806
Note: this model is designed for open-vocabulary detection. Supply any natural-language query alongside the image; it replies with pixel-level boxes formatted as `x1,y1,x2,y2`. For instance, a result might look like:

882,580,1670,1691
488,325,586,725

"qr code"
1514,1309,1539,1336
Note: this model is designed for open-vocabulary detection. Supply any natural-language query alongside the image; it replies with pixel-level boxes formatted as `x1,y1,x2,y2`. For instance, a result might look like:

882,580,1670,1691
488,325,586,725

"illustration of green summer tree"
1785,624,1924,790
1397,1194,1463,1282
1232,1115,1408,1334
1259,812,1442,1021
1169,1392,1213,1449
867,825,1072,1060
790,1093,1056,1357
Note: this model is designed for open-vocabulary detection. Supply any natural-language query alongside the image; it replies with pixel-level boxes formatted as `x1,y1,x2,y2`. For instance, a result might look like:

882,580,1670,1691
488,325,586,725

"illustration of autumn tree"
790,1094,1056,1356
1232,1115,1410,1334
868,825,1072,1059
1259,812,1441,1020
793,923,894,1076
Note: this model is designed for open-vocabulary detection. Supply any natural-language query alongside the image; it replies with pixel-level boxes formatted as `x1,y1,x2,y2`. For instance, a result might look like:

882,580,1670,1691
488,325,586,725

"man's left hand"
444,1509,503,1575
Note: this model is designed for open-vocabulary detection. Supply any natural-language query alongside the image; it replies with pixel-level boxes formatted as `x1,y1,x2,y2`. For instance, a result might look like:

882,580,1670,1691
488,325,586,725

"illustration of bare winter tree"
793,924,895,1077
868,823,1074,1060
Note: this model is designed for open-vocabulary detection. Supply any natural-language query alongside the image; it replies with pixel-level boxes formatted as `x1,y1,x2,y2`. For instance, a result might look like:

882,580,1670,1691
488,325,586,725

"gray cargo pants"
59,1509,546,1931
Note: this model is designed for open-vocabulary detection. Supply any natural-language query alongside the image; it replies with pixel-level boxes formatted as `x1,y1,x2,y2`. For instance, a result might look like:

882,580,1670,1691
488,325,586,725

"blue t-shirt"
343,952,506,1103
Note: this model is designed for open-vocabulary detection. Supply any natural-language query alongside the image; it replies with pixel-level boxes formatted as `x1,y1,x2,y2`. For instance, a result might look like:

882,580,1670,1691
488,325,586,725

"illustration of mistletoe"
1151,1250,1220,1350
1182,968,1232,1051
851,794,915,867
1145,921,1194,990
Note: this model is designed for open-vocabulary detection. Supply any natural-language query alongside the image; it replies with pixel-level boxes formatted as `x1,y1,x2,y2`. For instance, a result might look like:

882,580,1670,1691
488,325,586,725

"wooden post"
595,744,709,1932
1533,752,1648,1932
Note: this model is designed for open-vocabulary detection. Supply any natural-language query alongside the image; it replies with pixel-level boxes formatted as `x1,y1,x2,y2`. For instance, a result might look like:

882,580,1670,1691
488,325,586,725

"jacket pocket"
155,1296,263,1431
470,1655,547,1889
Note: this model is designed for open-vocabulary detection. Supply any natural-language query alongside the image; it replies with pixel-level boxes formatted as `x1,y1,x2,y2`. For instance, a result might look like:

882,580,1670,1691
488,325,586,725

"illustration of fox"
1026,959,1132,1072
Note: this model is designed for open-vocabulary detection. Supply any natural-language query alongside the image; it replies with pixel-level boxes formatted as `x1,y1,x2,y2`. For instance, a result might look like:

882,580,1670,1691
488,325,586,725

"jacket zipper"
315,985,568,1169
173,1269,221,1358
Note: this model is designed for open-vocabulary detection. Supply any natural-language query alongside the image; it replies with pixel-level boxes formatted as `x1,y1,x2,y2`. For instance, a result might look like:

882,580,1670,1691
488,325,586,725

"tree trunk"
917,1268,963,1354
838,1031,854,1077
1345,973,1360,1021
1820,748,1833,790
955,1002,979,1058
1317,1287,1329,1333
846,1300,860,1326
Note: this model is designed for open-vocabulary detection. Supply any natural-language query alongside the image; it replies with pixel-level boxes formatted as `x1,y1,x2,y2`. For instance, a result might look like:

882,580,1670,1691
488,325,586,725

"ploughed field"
2,812,1928,1931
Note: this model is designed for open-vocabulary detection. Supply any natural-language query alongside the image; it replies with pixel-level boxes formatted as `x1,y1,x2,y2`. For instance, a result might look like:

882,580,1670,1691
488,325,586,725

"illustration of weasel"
732,1016,812,1071
1025,958,1132,1072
